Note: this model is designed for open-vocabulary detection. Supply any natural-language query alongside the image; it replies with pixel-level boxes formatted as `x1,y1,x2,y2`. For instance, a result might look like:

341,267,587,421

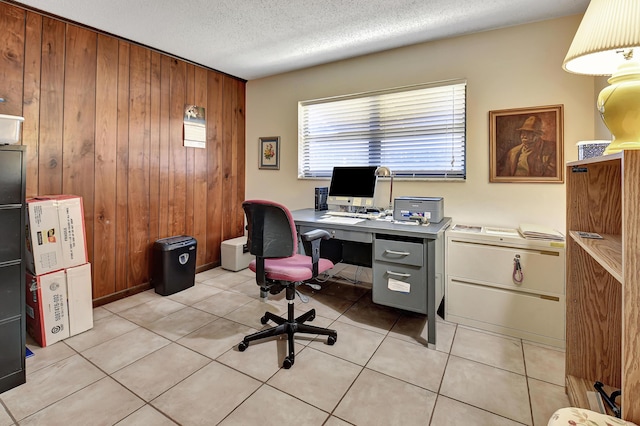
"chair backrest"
242,200,297,259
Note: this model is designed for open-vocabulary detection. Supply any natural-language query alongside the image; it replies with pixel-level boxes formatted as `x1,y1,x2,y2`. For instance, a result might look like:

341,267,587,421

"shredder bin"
151,236,197,296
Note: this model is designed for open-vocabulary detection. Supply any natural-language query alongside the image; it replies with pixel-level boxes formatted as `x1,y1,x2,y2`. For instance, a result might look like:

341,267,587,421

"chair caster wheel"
327,335,337,345
283,357,293,369
238,342,248,351
308,313,315,322
260,316,269,325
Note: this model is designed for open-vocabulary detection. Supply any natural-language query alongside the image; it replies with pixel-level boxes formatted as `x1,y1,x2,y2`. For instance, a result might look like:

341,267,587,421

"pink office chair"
237,200,337,369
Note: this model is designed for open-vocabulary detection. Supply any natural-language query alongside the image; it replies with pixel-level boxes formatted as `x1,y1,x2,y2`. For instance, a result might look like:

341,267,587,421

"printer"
393,196,444,223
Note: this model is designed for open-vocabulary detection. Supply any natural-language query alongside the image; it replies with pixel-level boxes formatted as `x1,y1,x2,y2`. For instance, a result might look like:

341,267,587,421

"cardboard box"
25,270,70,347
25,199,64,275
26,195,88,275
66,263,93,336
0,114,24,144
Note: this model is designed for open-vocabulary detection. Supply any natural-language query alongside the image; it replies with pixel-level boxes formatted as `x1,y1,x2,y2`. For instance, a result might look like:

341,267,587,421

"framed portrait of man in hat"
489,105,564,183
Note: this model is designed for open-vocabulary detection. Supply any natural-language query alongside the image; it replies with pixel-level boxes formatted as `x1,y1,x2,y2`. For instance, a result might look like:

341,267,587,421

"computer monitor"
327,166,378,212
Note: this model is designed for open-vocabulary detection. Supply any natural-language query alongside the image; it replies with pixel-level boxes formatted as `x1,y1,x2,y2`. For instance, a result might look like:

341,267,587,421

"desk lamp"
562,0,640,154
375,166,393,211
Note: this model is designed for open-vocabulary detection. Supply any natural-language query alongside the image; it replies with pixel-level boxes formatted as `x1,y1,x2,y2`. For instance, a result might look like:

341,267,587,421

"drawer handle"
387,270,411,278
385,249,410,256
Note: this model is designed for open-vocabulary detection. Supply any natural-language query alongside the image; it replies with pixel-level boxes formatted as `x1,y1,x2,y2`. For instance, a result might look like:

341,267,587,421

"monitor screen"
328,166,378,210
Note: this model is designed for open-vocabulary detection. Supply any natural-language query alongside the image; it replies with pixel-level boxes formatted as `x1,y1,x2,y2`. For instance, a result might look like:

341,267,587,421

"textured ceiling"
11,0,589,80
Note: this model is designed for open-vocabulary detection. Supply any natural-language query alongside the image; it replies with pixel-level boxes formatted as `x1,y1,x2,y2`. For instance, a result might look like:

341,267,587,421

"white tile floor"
0,266,570,425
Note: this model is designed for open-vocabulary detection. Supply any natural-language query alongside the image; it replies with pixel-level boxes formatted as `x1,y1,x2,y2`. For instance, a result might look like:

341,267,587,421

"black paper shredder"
151,236,197,296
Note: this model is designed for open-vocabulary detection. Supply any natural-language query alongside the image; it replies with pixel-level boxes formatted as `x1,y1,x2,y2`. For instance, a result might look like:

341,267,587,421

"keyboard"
324,211,380,219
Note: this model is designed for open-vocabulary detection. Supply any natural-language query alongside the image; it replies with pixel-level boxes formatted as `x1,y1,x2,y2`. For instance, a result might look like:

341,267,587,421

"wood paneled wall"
0,2,246,303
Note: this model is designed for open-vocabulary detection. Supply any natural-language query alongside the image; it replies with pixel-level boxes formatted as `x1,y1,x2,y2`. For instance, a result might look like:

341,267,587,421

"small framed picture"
259,136,280,170
489,105,564,183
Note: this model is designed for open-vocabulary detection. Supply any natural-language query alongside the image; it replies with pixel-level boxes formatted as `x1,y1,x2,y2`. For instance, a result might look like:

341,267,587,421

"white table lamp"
563,0,640,154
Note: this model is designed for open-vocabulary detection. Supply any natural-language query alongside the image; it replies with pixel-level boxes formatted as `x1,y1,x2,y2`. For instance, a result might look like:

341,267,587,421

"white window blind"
298,80,466,179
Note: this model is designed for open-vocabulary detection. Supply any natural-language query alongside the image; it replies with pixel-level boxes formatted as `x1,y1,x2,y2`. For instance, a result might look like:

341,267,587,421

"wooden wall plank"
23,11,42,198
158,54,171,240
127,44,151,287
206,72,223,265
168,58,186,237
148,52,161,255
94,34,119,299
185,64,196,239
115,41,130,292
193,66,208,265
38,17,65,195
0,2,25,116
62,24,97,265
221,75,235,242
236,80,246,235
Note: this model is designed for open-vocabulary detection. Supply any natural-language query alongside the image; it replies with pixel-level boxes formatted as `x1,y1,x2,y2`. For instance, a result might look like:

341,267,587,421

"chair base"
237,286,337,369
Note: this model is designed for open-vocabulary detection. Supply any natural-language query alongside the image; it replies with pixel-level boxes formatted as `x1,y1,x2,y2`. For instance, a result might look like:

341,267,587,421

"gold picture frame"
259,136,280,170
489,105,564,183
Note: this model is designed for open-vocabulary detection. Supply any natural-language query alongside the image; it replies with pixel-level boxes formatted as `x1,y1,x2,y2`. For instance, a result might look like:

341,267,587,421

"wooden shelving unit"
565,151,640,423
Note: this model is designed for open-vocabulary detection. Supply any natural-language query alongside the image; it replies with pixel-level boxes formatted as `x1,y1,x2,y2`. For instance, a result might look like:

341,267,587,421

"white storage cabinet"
445,227,565,348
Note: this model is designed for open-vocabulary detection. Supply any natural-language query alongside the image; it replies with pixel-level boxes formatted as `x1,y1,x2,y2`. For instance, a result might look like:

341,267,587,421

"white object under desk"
445,225,566,348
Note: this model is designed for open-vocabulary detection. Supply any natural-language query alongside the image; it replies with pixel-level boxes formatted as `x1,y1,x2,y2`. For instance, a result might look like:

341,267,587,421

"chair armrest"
301,229,331,242
300,229,331,278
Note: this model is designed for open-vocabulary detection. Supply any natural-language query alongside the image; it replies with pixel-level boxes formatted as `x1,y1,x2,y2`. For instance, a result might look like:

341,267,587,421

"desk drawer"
372,262,426,314
299,225,372,244
374,239,423,267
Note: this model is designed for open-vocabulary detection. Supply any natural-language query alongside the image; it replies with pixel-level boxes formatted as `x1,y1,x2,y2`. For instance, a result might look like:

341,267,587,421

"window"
298,80,466,179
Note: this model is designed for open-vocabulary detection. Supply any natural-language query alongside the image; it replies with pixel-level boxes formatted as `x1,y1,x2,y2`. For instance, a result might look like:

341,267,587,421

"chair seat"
249,254,333,282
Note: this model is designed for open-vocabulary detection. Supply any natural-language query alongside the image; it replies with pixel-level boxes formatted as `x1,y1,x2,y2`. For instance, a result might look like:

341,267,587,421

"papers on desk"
317,216,365,225
518,223,565,241
484,227,519,237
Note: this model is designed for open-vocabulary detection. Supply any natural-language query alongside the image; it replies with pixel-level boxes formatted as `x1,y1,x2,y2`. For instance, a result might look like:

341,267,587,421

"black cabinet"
0,145,26,393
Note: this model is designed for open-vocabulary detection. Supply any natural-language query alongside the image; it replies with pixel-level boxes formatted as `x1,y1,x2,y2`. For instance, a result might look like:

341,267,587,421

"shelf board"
566,151,622,167
569,231,622,283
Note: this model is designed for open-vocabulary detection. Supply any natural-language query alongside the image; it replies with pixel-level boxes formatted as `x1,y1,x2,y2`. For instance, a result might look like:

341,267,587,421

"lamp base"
598,60,640,155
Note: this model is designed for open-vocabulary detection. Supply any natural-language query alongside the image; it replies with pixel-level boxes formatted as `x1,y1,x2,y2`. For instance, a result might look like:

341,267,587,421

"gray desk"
291,208,451,348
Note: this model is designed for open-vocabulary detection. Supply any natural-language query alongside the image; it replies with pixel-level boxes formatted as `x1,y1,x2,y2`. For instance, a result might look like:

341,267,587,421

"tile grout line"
6,269,567,425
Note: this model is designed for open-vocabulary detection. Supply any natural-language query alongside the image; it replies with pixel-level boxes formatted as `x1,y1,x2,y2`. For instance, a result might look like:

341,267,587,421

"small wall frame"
259,136,280,170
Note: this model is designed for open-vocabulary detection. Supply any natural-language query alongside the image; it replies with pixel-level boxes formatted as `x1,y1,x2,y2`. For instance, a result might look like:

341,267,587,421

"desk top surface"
291,208,451,239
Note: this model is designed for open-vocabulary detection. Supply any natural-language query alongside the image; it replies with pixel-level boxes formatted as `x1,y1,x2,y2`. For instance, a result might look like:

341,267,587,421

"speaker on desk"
315,187,328,211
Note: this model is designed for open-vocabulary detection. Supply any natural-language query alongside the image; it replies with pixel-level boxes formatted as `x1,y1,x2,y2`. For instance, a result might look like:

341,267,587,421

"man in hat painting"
501,115,556,177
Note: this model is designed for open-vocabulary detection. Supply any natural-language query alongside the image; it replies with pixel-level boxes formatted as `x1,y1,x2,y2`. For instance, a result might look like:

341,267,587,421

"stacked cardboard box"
25,195,94,346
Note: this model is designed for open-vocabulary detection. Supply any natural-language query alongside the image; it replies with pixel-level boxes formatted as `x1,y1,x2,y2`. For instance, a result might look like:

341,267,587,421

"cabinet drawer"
372,262,426,314
0,318,23,381
447,279,564,343
447,239,564,294
0,149,24,205
0,208,22,263
0,263,21,319
374,239,423,267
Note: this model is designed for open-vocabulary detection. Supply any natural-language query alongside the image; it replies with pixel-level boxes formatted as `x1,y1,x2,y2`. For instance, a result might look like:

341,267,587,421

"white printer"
393,196,444,223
